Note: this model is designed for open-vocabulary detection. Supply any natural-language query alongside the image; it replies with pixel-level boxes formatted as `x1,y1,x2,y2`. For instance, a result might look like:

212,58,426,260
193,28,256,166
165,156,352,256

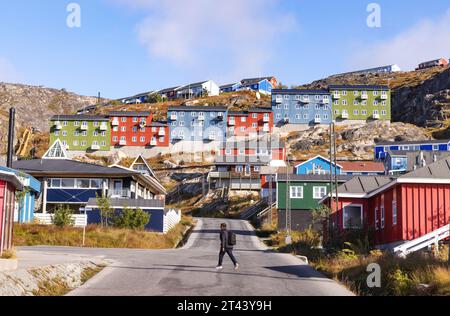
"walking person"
216,223,239,271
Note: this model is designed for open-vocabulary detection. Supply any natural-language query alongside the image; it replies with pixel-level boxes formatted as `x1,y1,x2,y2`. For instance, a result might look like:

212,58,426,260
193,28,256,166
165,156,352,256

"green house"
276,174,352,231
328,85,391,122
50,115,111,152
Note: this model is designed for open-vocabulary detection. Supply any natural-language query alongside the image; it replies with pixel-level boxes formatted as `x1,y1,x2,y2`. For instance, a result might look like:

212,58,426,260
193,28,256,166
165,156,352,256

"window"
373,100,379,106
82,131,87,136
152,127,157,132
354,110,359,115
303,114,309,120
373,91,379,96
290,186,303,199
113,136,118,142
73,141,78,146
284,95,289,100
133,117,138,123
252,113,258,119
63,121,68,126
54,131,60,136
373,110,379,116
276,105,281,109
101,131,106,137
94,121,99,127
295,114,301,119
284,104,289,110
179,121,185,127
354,100,359,105
361,100,367,106
334,109,340,115
241,117,247,123
342,100,348,105
381,101,387,106
323,114,329,120
254,166,260,172
121,117,127,122
315,104,321,110
113,127,118,132
101,141,106,146
354,91,359,96
342,91,347,96
381,110,387,116
392,201,397,226
121,126,126,132
375,207,379,230
50,179,61,188
62,131,68,137
81,141,87,146
225,149,232,155
76,179,90,189
140,136,145,142
334,100,339,105
313,187,327,199
91,179,102,189
132,126,138,132
236,166,243,172
343,205,363,229
74,121,80,126
61,179,75,188
276,114,281,119
433,144,439,151
238,149,245,155
381,206,385,229
93,131,99,137
132,137,137,143
252,123,257,128
361,110,367,115
315,95,320,100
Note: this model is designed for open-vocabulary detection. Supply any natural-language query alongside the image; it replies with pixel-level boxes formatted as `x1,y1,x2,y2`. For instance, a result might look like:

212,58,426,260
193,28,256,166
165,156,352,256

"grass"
14,216,194,249
0,248,17,259
266,229,450,296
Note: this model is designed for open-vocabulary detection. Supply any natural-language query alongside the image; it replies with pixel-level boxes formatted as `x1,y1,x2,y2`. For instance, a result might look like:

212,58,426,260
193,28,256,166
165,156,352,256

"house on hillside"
12,141,167,222
321,156,450,249
176,80,220,99
0,166,41,223
157,86,180,101
276,173,352,231
168,106,227,143
385,150,450,175
238,78,273,95
220,83,240,94
416,58,448,70
330,64,401,77
374,139,450,160
0,169,23,256
272,89,332,126
227,108,273,138
241,76,278,89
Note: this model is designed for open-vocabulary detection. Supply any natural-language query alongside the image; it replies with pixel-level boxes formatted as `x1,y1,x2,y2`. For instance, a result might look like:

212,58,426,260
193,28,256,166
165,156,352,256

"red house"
110,111,169,148
227,108,273,138
0,169,23,256
322,156,450,249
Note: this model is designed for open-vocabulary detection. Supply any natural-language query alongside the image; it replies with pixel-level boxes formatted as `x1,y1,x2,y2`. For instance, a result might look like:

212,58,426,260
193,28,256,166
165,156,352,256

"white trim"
343,203,364,229
294,155,343,170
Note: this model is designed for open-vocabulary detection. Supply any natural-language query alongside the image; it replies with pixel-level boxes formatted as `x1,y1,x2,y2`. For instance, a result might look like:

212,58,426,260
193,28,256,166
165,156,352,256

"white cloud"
0,57,21,83
112,0,296,82
349,8,450,71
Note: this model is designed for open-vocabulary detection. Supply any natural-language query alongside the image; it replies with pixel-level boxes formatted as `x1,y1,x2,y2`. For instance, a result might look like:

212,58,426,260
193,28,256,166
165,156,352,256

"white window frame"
290,186,303,199
313,186,327,199
375,207,379,230
381,205,385,229
343,204,363,229
392,200,397,226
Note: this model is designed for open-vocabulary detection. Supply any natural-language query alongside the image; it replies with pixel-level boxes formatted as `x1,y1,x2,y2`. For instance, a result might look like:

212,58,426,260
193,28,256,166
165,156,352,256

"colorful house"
157,86,180,101
220,83,240,94
272,89,332,126
50,115,110,152
12,141,167,215
385,150,450,175
227,108,273,138
0,169,23,256
238,78,273,95
241,77,278,90
176,80,220,99
110,111,159,148
168,106,228,143
322,156,450,249
374,139,450,160
276,173,352,231
0,166,41,223
329,85,391,122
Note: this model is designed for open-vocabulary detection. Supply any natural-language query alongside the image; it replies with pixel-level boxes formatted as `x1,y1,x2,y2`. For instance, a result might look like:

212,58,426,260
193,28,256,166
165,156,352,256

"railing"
55,122,62,130
241,198,269,220
99,124,108,131
163,209,182,234
34,214,88,227
108,189,132,198
112,120,119,126
393,224,450,257
80,125,88,131
381,94,388,100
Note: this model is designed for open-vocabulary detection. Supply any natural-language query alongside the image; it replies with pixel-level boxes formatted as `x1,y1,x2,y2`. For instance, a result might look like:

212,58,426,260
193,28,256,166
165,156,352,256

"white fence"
164,209,182,234
394,224,450,257
34,214,88,227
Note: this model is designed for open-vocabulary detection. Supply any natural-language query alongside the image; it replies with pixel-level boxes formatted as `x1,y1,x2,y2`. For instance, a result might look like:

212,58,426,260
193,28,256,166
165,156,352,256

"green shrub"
388,268,415,296
113,207,150,231
52,205,75,227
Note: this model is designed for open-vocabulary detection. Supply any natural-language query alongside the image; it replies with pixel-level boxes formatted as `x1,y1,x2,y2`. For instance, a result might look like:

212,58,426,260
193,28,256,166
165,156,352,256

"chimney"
6,108,15,168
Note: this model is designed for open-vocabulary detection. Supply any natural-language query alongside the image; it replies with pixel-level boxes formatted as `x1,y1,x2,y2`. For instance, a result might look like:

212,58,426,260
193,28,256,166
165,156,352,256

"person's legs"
218,249,225,267
226,248,238,266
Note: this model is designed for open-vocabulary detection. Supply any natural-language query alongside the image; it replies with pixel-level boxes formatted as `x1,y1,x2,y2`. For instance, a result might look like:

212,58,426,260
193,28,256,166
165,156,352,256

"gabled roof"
339,161,385,173
240,78,270,86
241,76,275,83
0,166,41,193
336,176,394,195
158,86,181,94
0,169,23,190
177,81,210,89
401,156,450,179
130,155,157,179
294,155,343,169
50,115,109,121
109,111,152,117
220,83,239,89
43,140,69,160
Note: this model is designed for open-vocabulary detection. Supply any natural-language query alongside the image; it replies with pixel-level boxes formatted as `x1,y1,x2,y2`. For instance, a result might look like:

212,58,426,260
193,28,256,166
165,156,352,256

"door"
113,180,123,197
245,165,251,176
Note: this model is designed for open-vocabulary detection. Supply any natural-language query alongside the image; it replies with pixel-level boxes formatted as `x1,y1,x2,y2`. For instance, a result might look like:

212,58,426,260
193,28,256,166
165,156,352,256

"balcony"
158,128,166,136
314,117,321,124
99,124,108,131
341,112,349,119
119,140,127,146
381,94,388,100
54,122,62,130
91,144,100,150
80,125,88,131
217,113,224,120
263,116,270,123
170,114,178,121
361,93,368,100
198,116,205,121
284,117,290,123
139,121,147,128
322,98,330,104
373,113,380,120
112,119,119,126
333,93,341,99
263,124,270,132
108,189,131,199
228,120,236,126
208,134,216,141
275,97,283,103
150,139,157,146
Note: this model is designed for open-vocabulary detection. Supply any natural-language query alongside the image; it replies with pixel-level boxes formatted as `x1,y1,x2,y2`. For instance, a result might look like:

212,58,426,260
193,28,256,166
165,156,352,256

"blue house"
237,78,273,95
295,156,342,175
168,106,228,143
374,139,450,160
272,89,333,126
0,166,41,223
220,83,240,94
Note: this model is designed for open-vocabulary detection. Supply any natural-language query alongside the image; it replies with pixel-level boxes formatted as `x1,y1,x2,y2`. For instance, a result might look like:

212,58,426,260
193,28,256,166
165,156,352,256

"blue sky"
0,0,449,99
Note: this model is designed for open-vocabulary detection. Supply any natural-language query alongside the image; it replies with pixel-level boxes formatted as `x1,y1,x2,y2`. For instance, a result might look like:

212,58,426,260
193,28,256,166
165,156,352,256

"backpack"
228,231,236,246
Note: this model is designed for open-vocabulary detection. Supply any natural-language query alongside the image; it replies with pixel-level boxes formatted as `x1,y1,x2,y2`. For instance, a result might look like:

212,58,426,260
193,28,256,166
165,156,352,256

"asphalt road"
19,218,354,296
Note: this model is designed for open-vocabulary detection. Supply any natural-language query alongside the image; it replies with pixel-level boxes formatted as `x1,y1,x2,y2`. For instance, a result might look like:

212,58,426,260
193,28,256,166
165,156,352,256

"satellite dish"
256,92,261,100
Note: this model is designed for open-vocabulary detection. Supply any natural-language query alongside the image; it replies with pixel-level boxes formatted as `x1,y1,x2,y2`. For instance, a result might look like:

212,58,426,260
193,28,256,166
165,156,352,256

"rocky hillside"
0,83,103,154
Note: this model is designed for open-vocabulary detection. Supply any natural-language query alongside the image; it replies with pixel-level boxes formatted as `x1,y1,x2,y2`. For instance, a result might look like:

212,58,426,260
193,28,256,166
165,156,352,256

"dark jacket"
220,230,232,250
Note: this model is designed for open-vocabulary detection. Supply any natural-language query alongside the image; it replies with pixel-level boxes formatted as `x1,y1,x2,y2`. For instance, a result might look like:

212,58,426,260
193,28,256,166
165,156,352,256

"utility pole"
333,122,339,215
285,142,291,244
7,108,15,168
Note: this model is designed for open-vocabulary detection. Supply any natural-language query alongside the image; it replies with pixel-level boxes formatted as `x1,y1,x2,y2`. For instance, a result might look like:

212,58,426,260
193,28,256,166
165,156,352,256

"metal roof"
272,89,330,95
277,174,353,183
157,86,181,94
376,139,450,146
328,85,390,90
168,106,228,111
86,198,165,209
109,111,152,117
50,115,109,121
401,156,450,179
336,176,394,194
12,159,138,177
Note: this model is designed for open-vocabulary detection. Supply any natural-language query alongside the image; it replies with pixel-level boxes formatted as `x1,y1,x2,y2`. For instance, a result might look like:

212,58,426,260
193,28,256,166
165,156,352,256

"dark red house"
0,169,23,256
322,156,450,248
227,108,273,138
